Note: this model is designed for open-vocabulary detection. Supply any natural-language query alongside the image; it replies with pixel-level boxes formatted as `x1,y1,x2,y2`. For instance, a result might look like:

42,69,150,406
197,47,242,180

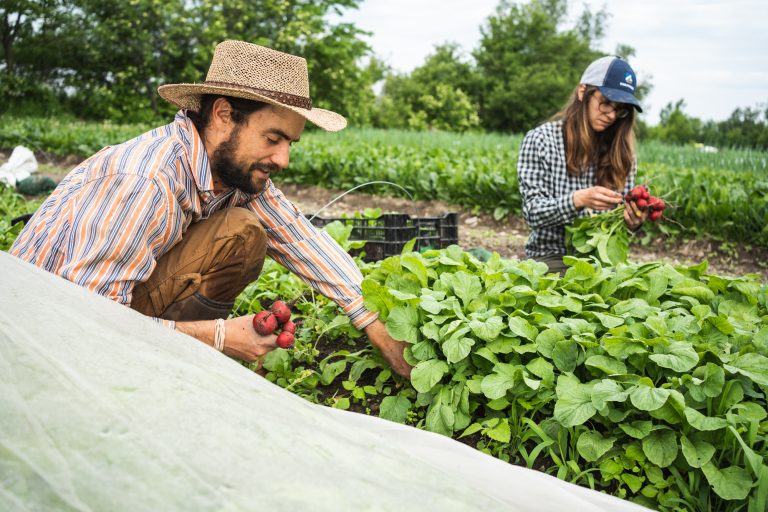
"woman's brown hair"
552,86,636,191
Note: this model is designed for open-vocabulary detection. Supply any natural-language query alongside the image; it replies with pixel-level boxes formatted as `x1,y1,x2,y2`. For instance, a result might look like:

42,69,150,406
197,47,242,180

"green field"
2,118,767,248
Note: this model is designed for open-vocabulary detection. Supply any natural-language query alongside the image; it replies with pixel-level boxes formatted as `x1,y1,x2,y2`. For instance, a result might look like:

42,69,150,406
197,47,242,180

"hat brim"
598,87,643,113
157,83,347,132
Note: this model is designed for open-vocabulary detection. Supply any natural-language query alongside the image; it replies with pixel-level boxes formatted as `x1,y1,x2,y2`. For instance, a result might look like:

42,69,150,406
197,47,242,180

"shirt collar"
174,110,214,194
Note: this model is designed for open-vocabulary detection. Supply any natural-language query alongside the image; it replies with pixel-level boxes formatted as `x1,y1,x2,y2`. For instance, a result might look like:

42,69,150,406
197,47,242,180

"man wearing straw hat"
9,40,411,378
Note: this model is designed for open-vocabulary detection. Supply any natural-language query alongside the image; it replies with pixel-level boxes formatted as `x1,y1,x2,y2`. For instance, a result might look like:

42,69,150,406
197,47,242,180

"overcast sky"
337,0,768,125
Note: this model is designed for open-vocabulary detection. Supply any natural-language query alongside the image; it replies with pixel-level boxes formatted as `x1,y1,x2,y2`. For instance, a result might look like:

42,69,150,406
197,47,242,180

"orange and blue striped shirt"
10,111,377,329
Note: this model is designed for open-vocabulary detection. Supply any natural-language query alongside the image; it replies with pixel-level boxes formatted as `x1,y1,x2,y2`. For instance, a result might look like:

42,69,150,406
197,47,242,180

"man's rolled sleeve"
345,296,378,330
153,318,177,330
249,181,378,331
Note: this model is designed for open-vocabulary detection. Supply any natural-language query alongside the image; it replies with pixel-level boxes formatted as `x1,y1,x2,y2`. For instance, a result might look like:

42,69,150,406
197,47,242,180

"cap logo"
618,71,635,91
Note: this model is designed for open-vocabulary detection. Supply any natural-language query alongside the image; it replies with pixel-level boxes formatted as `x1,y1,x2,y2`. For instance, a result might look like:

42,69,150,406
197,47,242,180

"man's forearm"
172,315,278,363
174,319,217,348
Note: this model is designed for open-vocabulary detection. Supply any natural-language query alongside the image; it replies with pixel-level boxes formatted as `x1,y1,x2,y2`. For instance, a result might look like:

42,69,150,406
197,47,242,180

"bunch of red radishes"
252,300,296,348
625,185,666,222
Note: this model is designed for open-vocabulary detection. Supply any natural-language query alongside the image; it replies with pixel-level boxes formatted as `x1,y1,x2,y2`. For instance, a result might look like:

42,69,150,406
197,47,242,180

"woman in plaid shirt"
517,56,648,275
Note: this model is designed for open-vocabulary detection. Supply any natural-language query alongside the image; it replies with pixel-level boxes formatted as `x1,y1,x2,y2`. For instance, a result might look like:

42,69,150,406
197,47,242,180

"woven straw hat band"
202,81,312,110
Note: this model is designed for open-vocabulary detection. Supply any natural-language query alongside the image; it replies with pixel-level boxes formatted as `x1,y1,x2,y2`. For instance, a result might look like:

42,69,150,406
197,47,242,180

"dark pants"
535,253,568,276
130,207,267,321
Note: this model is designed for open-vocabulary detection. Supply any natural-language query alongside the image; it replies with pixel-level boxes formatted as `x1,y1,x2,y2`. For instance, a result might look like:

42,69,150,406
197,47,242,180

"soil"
21,156,768,282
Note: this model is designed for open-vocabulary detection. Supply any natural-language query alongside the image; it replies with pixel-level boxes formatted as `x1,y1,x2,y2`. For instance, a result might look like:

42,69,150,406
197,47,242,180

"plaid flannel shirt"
517,120,636,258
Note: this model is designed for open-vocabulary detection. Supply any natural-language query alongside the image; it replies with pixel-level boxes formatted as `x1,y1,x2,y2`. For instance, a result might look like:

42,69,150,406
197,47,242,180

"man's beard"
210,126,279,195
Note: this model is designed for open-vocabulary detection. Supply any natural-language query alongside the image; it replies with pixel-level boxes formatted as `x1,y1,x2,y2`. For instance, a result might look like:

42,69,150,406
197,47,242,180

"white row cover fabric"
0,252,651,511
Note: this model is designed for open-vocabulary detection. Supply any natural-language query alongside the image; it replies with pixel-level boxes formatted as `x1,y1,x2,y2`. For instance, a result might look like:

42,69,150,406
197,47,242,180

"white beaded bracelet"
214,318,226,352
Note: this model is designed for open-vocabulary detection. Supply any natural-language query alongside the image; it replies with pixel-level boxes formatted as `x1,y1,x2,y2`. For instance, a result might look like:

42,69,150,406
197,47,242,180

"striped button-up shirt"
517,120,636,257
10,111,376,329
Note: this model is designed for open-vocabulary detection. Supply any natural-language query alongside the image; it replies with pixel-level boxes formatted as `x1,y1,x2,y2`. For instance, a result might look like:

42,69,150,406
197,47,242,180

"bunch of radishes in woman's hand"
625,184,666,222
252,300,296,348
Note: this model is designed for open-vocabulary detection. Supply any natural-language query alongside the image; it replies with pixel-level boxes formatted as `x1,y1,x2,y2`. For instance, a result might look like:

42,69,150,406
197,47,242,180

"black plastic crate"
308,213,459,261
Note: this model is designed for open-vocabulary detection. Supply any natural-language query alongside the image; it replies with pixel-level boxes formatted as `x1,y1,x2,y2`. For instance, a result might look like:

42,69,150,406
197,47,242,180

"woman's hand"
572,186,624,211
623,199,648,231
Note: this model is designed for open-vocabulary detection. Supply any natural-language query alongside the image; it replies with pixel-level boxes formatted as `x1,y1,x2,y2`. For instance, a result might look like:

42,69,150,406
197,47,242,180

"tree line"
2,0,766,149
642,100,768,151
1,0,378,125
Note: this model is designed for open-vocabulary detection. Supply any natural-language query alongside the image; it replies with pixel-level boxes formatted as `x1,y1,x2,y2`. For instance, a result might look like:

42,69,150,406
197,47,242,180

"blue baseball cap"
580,56,642,112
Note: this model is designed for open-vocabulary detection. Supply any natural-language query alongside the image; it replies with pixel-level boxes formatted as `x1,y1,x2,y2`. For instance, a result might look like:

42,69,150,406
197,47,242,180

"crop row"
2,118,765,172
2,119,766,245
285,131,768,246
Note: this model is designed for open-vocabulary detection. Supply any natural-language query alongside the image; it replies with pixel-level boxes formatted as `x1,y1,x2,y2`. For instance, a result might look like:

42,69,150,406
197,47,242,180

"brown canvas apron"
130,207,267,321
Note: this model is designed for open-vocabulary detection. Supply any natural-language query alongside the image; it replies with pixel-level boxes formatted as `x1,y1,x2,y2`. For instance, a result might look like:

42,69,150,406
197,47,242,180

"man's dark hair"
187,95,270,133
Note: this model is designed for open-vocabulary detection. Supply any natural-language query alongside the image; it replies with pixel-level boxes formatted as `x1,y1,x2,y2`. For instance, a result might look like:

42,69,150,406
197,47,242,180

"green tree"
373,72,421,129
64,0,199,122
0,0,76,74
649,99,701,145
473,0,605,132
2,0,375,123
714,106,768,149
647,101,768,150
1,0,36,73
0,0,81,115
407,84,480,131
374,43,481,132
197,0,376,127
408,43,481,102
296,24,384,127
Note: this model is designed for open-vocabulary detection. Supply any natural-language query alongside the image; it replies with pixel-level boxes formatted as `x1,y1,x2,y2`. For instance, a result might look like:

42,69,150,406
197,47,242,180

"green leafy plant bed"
0,183,43,250
2,190,766,510
237,236,768,512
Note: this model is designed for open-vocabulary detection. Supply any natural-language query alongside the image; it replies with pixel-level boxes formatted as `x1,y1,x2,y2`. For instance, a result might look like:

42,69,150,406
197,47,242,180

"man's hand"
175,315,278,362
364,319,412,379
222,315,279,361
623,199,648,231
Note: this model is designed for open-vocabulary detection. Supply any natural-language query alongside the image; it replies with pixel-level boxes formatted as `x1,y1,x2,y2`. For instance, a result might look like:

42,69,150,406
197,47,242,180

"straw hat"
158,40,347,132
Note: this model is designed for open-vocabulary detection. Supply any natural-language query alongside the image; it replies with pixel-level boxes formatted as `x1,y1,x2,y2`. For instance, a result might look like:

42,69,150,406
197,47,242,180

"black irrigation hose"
10,213,33,225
